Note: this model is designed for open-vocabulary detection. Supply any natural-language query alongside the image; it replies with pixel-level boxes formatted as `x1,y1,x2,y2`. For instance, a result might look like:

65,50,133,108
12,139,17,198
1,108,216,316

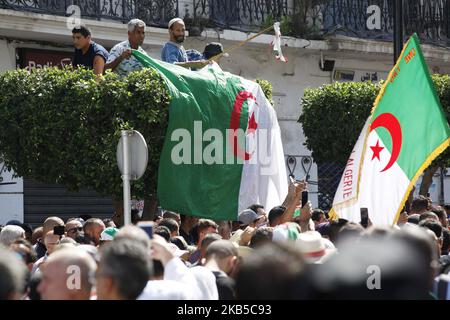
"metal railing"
2,0,449,45
189,0,450,45
0,0,178,27
190,0,289,31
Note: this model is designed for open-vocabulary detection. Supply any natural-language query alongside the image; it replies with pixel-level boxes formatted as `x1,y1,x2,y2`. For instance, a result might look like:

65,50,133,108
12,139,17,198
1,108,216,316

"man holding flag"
330,34,450,226
132,49,288,221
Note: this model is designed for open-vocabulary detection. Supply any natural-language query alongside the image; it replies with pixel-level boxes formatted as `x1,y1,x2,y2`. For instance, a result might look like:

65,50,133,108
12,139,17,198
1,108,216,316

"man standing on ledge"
72,25,109,75
161,18,209,69
105,19,147,77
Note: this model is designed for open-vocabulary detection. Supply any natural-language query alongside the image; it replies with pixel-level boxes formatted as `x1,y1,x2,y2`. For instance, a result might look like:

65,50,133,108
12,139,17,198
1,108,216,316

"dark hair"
311,234,432,299
430,205,447,222
248,204,264,213
170,236,188,250
441,229,450,255
20,223,33,235
311,209,325,222
102,218,116,228
72,25,91,37
158,218,179,234
236,242,305,299
74,235,95,245
130,209,141,225
197,219,218,233
99,239,152,299
154,226,171,242
268,206,285,225
249,227,273,249
200,233,222,250
191,224,199,244
419,219,443,239
419,211,439,222
411,196,430,213
28,273,41,300
152,259,164,278
328,219,349,244
11,238,37,264
78,214,92,221
337,222,364,246
407,214,420,225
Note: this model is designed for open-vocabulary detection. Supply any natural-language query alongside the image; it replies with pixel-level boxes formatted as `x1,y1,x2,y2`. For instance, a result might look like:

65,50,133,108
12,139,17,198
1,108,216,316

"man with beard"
161,18,209,69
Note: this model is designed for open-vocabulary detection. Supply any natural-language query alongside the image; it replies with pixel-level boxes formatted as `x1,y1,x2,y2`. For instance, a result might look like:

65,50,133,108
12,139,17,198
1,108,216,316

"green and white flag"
133,51,288,221
330,34,450,226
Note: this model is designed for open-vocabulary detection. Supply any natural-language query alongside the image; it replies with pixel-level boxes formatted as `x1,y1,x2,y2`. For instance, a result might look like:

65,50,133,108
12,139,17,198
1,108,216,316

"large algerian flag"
330,34,450,226
132,51,288,221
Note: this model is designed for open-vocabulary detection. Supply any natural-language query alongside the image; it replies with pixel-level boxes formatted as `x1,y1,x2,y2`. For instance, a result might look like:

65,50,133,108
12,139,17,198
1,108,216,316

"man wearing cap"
105,19,147,77
161,18,209,69
238,209,265,228
99,227,119,244
231,209,266,246
203,42,229,63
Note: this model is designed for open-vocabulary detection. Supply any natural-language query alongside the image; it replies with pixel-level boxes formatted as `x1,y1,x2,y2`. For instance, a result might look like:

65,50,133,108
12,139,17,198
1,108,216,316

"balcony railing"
187,0,450,45
0,0,179,27
316,0,450,45
1,0,449,45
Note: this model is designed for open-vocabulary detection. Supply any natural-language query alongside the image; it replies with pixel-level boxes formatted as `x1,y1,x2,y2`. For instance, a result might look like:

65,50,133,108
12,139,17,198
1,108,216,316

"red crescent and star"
369,113,402,172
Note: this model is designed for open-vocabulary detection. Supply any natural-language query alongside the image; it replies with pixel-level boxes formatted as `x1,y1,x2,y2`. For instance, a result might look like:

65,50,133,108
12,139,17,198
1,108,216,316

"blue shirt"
106,40,147,77
161,41,188,64
72,41,109,69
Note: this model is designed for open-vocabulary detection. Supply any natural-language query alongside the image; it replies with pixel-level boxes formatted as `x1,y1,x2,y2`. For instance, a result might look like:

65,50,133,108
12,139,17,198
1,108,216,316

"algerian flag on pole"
272,22,288,63
330,34,450,226
132,51,288,220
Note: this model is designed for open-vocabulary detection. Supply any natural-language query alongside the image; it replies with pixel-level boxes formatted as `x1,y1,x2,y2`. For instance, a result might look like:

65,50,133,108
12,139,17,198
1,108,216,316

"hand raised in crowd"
239,226,256,246
293,201,313,232
299,201,312,223
294,179,307,202
151,234,174,266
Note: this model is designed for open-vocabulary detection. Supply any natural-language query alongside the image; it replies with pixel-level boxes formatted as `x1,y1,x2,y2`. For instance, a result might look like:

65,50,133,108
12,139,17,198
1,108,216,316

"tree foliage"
0,67,275,202
0,67,171,199
299,75,450,195
299,81,382,165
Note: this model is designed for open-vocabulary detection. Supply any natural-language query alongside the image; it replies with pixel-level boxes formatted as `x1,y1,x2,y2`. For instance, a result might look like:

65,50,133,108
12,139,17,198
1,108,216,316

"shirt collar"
169,41,183,49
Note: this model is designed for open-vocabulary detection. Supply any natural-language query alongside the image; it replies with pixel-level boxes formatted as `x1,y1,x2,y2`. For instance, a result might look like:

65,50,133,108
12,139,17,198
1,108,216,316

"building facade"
1,0,449,224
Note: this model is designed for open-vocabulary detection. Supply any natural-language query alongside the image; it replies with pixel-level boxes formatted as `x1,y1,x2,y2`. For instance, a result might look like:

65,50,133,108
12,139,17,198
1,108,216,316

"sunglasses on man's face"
67,227,83,233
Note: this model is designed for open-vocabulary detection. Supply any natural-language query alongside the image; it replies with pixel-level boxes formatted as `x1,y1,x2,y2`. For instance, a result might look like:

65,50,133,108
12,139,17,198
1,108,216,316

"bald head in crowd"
42,216,64,237
83,218,106,246
204,240,238,275
37,248,96,300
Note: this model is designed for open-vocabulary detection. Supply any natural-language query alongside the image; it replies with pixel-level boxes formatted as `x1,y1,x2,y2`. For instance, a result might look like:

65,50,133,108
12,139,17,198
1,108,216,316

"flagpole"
207,24,275,62
393,0,404,65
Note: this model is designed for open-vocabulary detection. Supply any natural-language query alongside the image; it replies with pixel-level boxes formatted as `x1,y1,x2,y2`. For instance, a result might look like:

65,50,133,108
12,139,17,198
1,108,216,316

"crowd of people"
2,15,448,302
1,179,449,300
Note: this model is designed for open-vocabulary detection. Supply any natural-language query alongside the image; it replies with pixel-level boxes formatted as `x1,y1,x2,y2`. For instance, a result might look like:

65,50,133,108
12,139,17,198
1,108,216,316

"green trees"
0,67,171,201
0,66,276,218
299,75,450,197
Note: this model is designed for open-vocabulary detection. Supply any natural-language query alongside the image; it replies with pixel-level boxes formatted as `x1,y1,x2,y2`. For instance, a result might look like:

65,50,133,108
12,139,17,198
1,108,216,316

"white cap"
168,18,184,29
